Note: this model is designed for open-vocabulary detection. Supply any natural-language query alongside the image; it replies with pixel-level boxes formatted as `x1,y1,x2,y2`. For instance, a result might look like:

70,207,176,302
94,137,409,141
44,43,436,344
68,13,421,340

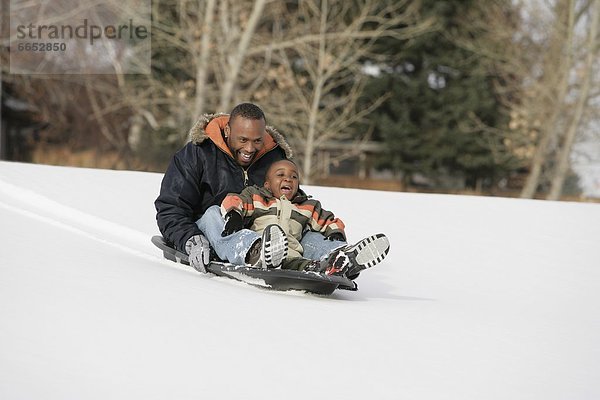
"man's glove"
185,234,210,273
326,232,346,242
222,210,244,237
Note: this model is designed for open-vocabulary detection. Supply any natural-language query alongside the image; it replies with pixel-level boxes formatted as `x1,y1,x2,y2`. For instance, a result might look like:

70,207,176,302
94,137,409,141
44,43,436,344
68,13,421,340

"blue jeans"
196,205,346,265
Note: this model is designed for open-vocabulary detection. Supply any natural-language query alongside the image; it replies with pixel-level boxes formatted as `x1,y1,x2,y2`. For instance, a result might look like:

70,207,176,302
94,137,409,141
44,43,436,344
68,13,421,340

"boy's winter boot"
245,240,262,266
246,224,288,269
261,224,288,268
317,233,390,277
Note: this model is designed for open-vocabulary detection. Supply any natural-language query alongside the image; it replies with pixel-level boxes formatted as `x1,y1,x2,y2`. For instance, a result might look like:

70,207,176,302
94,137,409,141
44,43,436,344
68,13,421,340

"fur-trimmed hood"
188,113,293,159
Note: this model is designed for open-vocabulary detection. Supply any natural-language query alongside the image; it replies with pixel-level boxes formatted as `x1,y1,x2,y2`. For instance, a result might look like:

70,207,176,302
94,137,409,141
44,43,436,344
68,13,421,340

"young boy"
220,159,389,278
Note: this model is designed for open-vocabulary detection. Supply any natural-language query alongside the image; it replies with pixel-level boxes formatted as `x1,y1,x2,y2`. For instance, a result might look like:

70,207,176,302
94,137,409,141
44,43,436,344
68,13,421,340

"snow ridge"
0,177,150,251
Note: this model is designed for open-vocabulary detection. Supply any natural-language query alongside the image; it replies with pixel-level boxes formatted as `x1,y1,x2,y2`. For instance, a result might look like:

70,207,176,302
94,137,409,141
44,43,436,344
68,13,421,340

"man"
155,103,292,272
155,102,389,276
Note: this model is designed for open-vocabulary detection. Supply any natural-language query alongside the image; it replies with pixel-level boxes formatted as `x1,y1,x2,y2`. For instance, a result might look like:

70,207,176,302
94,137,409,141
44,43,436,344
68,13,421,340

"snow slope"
1,161,599,400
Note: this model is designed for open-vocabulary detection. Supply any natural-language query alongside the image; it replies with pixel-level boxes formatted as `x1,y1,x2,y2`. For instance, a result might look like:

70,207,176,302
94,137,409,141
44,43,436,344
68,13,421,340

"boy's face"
264,160,299,200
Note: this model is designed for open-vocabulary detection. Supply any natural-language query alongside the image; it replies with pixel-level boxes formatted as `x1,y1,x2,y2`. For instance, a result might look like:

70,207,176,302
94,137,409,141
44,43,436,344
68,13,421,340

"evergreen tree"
364,0,519,189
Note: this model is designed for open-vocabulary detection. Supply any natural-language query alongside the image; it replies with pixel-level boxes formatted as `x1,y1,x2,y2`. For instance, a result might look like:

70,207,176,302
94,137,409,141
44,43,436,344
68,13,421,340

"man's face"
225,116,266,167
264,160,300,200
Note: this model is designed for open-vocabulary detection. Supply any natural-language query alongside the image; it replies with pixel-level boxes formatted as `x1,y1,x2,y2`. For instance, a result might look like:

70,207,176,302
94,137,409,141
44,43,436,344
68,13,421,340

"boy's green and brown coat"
221,185,346,260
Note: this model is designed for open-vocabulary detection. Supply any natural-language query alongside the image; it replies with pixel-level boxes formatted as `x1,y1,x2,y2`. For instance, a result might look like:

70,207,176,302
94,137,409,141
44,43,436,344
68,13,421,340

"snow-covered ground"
1,161,599,400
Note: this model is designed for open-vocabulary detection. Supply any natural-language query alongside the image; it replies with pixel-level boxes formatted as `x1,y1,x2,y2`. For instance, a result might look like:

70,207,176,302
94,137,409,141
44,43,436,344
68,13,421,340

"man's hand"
222,210,244,237
185,234,210,273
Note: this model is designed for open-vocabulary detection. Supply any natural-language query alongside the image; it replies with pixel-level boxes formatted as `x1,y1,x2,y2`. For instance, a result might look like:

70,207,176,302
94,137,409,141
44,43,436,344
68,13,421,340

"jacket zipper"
214,139,280,187
244,145,278,186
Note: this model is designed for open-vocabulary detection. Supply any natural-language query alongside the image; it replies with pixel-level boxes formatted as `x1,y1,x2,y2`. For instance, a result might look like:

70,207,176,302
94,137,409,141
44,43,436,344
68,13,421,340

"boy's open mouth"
281,184,292,195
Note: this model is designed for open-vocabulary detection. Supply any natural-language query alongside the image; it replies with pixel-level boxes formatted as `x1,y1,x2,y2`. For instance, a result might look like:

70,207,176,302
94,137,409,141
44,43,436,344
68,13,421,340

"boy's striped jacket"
221,185,346,259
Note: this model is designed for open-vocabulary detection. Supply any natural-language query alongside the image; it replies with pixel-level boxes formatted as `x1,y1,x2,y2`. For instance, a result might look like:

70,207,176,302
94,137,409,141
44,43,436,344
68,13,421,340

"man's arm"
155,143,205,252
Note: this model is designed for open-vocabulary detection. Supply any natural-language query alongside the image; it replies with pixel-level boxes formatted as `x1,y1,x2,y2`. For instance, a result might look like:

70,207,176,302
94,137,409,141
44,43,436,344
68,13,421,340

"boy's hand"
326,232,345,242
222,210,244,237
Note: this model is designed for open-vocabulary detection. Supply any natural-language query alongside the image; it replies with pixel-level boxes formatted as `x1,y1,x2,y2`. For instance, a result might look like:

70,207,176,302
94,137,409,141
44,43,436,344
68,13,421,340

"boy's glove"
185,234,210,273
326,232,346,242
222,210,244,237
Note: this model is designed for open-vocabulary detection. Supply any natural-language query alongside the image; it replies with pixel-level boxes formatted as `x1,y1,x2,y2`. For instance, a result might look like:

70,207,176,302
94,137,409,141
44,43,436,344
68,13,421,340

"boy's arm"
305,199,347,240
220,186,263,237
220,186,258,218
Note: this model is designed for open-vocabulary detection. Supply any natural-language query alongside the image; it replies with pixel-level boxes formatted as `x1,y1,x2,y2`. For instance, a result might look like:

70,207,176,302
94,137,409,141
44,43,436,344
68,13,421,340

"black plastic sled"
151,236,357,295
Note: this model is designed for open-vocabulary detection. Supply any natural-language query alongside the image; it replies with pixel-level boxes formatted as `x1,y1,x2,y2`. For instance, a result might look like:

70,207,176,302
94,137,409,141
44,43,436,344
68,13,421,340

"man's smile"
238,151,254,163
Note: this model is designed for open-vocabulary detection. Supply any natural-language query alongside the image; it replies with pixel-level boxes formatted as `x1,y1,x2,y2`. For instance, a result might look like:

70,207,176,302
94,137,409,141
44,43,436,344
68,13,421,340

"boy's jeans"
196,205,345,265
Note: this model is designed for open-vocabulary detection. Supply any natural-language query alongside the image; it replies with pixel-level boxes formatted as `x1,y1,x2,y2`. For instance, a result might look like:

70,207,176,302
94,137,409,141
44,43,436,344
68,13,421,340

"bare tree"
248,0,433,183
193,0,216,121
3,0,433,176
518,0,579,198
547,0,599,199
455,0,600,199
217,0,268,111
